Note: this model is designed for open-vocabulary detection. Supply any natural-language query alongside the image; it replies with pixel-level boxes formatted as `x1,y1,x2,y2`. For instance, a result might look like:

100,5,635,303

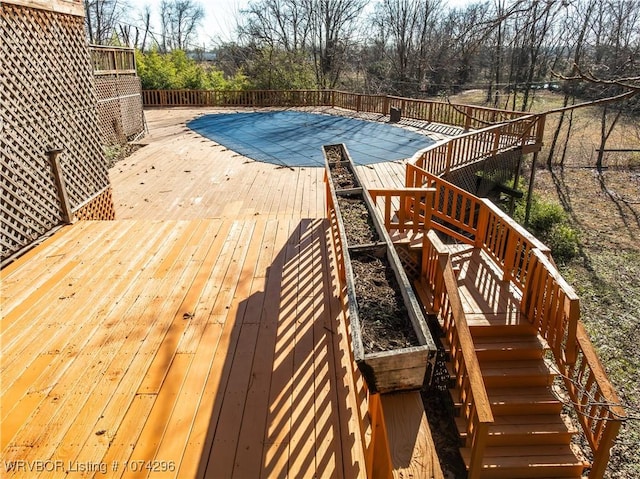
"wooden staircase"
371,175,624,479
411,237,590,478
445,323,588,478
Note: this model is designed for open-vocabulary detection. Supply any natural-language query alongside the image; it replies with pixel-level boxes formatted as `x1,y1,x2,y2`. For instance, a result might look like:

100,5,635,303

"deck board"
448,246,523,325
2,107,455,479
2,219,371,478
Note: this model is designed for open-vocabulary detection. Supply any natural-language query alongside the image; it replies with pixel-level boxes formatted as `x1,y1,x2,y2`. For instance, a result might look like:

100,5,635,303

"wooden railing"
522,249,579,365
519,250,624,479
143,89,333,108
406,165,550,291
478,198,552,290
406,164,483,244
422,231,493,479
369,188,435,234
409,115,543,177
89,45,136,75
562,323,626,479
400,166,624,479
141,89,543,148
387,95,529,130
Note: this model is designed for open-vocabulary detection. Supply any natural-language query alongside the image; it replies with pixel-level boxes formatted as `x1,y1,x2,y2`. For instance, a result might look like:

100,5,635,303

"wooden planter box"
323,143,436,393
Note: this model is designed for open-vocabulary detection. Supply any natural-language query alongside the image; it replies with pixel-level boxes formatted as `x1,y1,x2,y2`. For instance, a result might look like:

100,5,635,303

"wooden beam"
47,149,73,224
4,0,85,17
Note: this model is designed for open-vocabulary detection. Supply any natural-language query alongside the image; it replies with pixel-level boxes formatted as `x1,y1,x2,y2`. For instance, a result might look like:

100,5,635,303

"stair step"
455,414,577,446
442,335,547,361
479,359,556,388
450,386,564,416
447,359,556,389
488,386,563,415
460,444,588,478
466,314,538,337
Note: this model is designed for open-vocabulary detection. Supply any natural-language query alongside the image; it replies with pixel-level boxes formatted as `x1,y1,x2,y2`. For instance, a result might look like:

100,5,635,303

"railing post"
468,422,489,479
474,203,489,248
464,106,472,130
565,298,579,365
445,141,453,175
502,231,517,282
47,149,73,224
589,420,622,479
536,113,546,147
492,126,502,158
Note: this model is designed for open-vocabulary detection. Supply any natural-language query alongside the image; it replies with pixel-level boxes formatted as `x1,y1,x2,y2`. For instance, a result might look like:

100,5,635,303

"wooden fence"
89,45,136,75
409,115,543,177
141,89,540,139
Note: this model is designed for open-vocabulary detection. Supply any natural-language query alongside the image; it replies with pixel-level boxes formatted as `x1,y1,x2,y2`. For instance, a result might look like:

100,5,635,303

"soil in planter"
330,162,358,189
325,145,358,189
350,252,420,354
324,144,345,163
337,196,379,245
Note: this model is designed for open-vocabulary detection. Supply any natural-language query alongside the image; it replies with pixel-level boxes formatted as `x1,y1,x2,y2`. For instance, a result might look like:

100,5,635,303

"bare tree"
138,4,153,52
239,0,312,52
372,0,444,95
546,0,597,169
160,0,205,51
84,0,127,44
310,0,368,88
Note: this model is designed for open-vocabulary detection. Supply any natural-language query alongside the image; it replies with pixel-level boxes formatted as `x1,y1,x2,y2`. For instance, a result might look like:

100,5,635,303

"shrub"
513,193,580,264
136,49,249,91
547,224,580,262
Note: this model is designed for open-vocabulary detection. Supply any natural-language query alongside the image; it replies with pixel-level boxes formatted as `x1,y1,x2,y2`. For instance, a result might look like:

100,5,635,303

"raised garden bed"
323,143,436,393
325,143,359,189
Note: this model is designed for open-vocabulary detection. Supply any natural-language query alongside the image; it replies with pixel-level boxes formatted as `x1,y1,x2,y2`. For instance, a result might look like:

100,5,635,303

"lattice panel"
95,74,144,144
97,96,125,144
446,148,523,197
395,244,421,281
74,187,116,221
1,3,111,261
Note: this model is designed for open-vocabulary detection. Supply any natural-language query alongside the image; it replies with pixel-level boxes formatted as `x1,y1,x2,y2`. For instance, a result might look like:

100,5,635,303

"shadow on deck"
0,219,368,478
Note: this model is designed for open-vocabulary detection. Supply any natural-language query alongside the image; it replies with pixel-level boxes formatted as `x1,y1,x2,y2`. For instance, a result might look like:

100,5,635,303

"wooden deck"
447,244,523,327
111,108,409,221
1,218,368,478
2,108,446,478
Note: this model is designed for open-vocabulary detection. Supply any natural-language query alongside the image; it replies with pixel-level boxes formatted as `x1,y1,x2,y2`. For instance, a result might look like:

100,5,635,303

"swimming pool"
187,111,434,167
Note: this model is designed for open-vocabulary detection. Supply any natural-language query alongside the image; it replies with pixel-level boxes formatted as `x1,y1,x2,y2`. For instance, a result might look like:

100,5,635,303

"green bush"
136,49,249,91
526,199,566,234
513,193,580,264
547,224,580,262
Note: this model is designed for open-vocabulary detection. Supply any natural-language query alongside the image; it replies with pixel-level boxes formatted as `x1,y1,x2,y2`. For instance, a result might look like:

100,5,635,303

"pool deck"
1,107,451,478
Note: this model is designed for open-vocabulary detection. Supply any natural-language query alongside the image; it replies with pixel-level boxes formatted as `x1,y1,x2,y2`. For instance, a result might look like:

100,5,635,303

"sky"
139,0,473,50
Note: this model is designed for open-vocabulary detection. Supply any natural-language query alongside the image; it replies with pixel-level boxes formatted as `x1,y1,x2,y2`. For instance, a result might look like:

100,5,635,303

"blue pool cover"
187,111,434,167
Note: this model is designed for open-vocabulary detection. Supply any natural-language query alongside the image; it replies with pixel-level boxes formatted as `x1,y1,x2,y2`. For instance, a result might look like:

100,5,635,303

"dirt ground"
533,166,640,478
337,196,379,244
350,251,420,354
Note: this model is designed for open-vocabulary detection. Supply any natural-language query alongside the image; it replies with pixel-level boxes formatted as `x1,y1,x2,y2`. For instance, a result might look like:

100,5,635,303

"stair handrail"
522,248,579,365
407,114,542,178
477,198,553,290
423,230,493,479
406,165,553,291
522,249,626,479
563,322,626,479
